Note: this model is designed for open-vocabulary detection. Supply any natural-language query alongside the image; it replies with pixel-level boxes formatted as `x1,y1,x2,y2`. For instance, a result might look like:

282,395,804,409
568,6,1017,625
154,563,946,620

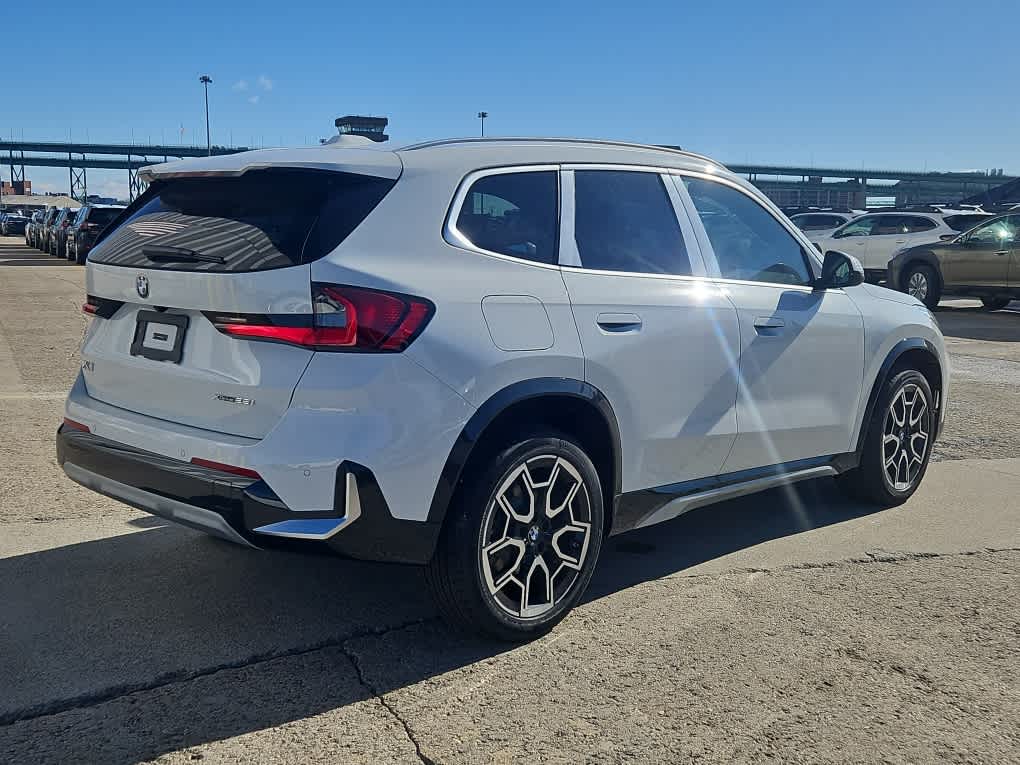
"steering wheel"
752,262,803,283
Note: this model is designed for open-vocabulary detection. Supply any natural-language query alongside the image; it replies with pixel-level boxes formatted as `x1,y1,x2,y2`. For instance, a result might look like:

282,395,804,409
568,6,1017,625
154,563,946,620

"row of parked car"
788,207,1019,309
15,204,125,264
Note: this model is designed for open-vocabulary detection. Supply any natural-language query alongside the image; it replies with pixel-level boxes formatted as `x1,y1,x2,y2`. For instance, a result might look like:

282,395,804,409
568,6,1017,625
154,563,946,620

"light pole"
199,75,213,155
477,111,488,137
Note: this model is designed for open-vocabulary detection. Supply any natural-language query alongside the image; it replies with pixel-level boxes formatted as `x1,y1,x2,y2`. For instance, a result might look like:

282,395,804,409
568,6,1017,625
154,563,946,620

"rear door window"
90,168,395,272
871,216,909,235
453,171,559,265
903,216,936,233
573,170,691,275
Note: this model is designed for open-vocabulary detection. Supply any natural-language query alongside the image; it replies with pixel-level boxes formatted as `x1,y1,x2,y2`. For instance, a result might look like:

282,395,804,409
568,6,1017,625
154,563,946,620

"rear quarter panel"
309,167,585,407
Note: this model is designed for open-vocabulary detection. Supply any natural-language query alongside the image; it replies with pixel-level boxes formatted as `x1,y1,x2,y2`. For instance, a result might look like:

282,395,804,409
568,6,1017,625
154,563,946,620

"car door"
1007,216,1020,289
949,216,1016,288
863,214,917,271
678,174,866,473
827,214,875,263
559,167,741,493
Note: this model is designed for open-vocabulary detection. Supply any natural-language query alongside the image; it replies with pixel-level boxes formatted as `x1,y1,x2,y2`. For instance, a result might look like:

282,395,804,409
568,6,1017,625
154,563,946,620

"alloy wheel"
479,454,593,620
907,272,928,301
882,383,930,491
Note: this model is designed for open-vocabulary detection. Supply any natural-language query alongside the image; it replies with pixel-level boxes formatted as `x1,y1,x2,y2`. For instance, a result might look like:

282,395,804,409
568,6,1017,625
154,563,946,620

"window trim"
443,164,562,270
559,164,710,278
670,170,823,291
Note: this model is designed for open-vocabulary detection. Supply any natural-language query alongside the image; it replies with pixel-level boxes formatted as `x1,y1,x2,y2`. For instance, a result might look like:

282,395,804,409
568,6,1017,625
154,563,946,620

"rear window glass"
91,169,395,272
903,216,936,233
944,214,990,232
87,208,123,226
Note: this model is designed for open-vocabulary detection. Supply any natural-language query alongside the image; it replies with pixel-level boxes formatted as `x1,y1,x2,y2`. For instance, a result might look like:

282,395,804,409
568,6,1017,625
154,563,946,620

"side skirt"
611,454,858,535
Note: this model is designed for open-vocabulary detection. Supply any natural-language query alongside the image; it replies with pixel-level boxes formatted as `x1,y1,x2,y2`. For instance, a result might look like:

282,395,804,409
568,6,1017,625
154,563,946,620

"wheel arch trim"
426,378,623,528
855,337,943,455
896,251,943,293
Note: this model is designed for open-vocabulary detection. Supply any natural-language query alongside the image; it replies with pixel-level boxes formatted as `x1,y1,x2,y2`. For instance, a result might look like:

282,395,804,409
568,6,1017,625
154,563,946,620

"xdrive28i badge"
136,275,149,299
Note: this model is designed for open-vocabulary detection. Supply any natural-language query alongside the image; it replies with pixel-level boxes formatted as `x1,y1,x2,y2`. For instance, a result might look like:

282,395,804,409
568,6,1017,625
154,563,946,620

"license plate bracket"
130,311,189,363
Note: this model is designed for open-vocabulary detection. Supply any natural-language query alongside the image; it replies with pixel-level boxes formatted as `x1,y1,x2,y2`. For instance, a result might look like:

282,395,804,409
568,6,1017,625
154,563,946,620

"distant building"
334,115,389,142
1,180,31,196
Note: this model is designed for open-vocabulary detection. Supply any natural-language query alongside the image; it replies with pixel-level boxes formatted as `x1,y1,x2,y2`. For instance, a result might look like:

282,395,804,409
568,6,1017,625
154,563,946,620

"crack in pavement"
340,638,439,765
2,548,1016,738
0,617,432,728
663,547,1020,582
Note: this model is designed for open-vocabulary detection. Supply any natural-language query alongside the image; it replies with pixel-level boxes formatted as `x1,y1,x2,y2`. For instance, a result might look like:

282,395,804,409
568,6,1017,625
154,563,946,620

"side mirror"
939,233,957,242
817,250,864,289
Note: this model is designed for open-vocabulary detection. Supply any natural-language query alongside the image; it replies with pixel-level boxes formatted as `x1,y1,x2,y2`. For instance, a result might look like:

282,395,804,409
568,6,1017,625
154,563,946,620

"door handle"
894,240,906,244
753,316,786,333
596,313,642,332
995,250,1010,256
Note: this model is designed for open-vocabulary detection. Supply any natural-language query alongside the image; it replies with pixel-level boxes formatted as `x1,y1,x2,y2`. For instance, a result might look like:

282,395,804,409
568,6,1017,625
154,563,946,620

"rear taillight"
82,295,123,319
207,284,434,352
190,457,261,480
62,418,91,433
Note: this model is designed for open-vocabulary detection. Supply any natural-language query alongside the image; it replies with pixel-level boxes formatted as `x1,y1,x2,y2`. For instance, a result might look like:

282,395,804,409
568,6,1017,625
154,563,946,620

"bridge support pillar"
127,158,148,201
853,177,868,209
69,154,87,202
7,150,26,192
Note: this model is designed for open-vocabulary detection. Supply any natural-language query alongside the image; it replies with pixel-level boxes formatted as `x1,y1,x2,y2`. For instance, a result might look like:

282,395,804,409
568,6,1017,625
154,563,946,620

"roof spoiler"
138,146,402,184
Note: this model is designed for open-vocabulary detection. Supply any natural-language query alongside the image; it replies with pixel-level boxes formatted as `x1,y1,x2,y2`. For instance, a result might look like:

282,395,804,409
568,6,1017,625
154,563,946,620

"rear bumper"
57,426,440,564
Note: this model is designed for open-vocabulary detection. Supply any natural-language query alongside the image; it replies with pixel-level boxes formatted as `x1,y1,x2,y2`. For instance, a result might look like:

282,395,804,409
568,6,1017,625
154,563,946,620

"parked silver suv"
59,138,948,640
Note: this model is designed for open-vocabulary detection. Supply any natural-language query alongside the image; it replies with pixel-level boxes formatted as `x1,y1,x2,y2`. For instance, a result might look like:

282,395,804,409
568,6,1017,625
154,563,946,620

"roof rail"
399,136,725,168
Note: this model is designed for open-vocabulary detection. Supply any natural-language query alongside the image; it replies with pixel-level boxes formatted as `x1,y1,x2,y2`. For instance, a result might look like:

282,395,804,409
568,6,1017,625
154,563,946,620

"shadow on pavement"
935,302,1020,343
0,478,880,761
0,240,77,266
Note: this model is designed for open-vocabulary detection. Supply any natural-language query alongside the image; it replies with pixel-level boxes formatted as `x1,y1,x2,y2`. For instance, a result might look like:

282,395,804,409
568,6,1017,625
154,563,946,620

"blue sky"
6,0,1018,198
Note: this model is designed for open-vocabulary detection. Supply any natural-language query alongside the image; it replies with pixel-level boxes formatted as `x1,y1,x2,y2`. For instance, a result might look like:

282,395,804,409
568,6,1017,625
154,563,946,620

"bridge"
3,139,1014,206
718,162,1014,208
1,140,248,201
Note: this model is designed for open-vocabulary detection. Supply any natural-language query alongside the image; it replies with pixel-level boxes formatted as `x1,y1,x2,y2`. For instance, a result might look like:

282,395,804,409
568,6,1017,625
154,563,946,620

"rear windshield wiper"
143,246,226,264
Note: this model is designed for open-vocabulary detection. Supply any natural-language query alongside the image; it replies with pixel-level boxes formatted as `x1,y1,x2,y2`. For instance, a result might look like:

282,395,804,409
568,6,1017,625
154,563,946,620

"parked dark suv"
48,207,80,258
889,213,1019,309
37,207,62,252
66,204,126,263
25,211,44,246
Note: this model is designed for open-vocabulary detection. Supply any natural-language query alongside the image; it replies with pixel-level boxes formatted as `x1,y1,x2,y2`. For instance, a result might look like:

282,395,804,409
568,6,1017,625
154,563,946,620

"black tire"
901,263,940,309
836,369,935,507
981,297,1011,311
425,431,604,641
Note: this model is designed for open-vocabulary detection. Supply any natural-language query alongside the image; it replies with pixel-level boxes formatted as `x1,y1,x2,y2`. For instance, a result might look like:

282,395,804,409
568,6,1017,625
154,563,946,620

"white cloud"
248,95,260,105
256,75,273,91
232,79,248,91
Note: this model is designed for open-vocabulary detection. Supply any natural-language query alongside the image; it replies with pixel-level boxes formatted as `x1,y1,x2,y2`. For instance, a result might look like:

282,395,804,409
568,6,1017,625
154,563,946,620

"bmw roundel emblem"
136,275,149,299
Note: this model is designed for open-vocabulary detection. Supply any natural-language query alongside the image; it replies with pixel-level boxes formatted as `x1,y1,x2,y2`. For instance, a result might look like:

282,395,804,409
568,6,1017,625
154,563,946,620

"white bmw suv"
59,138,948,640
